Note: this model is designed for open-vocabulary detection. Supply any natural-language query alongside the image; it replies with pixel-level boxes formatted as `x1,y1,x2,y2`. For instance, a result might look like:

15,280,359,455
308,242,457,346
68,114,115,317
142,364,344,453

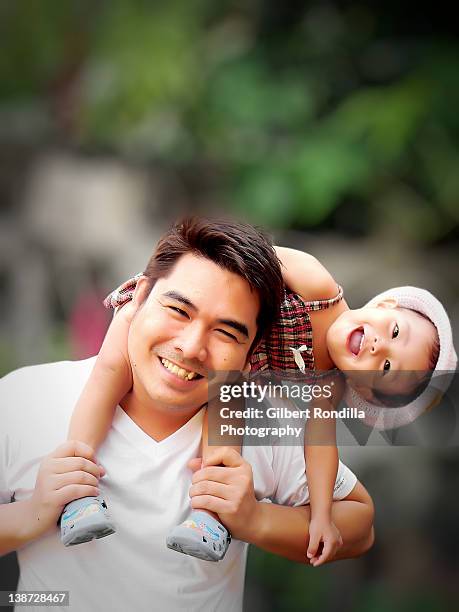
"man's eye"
383,359,391,374
169,306,188,318
216,329,238,342
392,324,399,339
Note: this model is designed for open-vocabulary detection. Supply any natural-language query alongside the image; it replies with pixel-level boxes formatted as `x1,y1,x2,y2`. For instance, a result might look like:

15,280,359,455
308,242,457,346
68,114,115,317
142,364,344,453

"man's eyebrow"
162,290,250,339
162,291,197,310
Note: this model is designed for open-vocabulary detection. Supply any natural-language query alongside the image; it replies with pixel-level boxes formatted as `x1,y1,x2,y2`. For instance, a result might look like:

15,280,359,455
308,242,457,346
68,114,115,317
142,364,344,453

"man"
0,218,374,611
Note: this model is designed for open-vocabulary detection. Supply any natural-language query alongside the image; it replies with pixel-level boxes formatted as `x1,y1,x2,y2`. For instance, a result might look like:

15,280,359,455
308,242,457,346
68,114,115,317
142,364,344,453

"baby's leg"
166,411,242,562
61,303,134,546
201,409,242,520
67,302,134,448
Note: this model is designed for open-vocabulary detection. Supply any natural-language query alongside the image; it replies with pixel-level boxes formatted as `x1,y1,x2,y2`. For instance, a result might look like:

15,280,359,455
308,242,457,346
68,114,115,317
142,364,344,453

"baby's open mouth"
348,327,364,356
160,357,204,381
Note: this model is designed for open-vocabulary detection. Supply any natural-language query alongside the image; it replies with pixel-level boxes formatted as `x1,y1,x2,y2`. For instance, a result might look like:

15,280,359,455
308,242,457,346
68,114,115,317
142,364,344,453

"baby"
59,245,457,566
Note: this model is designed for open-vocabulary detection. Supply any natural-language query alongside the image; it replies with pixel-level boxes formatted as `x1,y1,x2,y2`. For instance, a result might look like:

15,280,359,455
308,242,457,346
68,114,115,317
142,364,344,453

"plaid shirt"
104,275,343,376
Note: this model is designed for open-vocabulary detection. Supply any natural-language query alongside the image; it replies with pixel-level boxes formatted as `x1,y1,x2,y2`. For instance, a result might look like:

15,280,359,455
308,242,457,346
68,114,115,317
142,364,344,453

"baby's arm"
67,303,135,451
304,373,345,566
305,422,341,566
274,246,339,300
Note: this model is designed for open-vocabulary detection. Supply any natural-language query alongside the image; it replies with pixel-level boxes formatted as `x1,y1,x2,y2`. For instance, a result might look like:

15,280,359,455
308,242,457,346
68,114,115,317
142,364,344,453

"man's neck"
119,391,205,442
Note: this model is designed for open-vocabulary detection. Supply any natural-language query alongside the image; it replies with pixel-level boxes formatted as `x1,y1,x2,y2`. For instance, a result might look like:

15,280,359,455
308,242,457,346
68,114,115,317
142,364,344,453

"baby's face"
326,301,437,397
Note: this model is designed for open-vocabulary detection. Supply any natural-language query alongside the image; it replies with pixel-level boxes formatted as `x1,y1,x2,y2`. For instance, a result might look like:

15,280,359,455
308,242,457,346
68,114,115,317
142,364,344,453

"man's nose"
175,323,208,363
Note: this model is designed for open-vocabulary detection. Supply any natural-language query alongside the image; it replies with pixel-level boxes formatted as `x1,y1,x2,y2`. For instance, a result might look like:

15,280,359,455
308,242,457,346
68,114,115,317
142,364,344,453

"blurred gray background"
1,1,458,610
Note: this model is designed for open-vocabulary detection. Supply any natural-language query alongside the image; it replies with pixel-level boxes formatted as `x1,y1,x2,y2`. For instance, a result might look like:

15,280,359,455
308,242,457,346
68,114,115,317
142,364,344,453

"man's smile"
159,356,205,382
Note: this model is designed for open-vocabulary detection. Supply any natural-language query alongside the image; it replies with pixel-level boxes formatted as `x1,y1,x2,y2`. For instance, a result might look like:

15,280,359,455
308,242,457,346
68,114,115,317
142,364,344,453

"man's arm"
248,481,374,563
189,448,374,564
0,499,40,557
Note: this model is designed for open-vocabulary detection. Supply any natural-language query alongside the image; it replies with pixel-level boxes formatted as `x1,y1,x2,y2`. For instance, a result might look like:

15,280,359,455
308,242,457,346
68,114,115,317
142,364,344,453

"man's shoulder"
2,357,96,386
1,358,96,418
1,358,97,462
242,443,307,505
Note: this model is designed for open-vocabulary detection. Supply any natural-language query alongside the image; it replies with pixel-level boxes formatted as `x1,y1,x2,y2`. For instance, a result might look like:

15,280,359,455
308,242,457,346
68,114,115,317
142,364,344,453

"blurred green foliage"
1,1,459,242
246,544,456,612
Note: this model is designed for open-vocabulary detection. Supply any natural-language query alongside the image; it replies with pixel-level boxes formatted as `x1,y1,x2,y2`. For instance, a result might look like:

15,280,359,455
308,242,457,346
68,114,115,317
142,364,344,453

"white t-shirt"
0,358,357,612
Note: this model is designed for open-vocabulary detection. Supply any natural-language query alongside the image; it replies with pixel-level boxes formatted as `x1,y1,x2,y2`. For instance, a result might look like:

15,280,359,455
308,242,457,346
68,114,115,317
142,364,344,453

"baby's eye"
383,359,391,374
392,324,399,339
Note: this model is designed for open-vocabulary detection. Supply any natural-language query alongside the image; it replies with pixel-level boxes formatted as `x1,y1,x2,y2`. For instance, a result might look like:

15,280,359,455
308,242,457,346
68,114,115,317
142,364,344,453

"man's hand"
25,441,104,540
307,515,343,567
188,447,259,542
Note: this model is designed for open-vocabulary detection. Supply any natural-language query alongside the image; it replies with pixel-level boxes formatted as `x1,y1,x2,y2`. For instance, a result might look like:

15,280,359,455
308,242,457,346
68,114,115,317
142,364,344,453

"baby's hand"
307,516,343,567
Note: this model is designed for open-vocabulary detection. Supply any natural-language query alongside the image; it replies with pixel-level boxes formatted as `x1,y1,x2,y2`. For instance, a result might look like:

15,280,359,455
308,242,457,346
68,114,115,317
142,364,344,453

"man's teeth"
359,333,364,352
161,358,197,381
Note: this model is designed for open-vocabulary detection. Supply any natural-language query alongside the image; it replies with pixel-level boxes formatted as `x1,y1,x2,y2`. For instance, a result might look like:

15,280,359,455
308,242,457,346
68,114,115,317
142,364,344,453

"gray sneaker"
60,496,116,547
166,510,231,562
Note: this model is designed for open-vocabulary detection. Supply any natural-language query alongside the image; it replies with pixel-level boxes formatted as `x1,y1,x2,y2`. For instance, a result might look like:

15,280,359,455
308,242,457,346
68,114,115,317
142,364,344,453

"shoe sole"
166,527,228,562
62,515,116,547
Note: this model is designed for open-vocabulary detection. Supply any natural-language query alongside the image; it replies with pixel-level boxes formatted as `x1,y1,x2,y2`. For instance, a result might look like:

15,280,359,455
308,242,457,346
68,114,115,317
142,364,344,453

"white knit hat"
344,286,457,430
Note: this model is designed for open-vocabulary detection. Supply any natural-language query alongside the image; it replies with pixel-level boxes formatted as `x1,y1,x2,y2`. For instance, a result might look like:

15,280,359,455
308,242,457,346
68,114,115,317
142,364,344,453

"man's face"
127,253,260,418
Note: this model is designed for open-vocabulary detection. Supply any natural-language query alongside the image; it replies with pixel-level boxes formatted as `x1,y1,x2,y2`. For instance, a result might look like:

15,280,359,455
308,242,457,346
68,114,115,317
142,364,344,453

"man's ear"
374,297,398,310
242,360,251,375
132,275,151,309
